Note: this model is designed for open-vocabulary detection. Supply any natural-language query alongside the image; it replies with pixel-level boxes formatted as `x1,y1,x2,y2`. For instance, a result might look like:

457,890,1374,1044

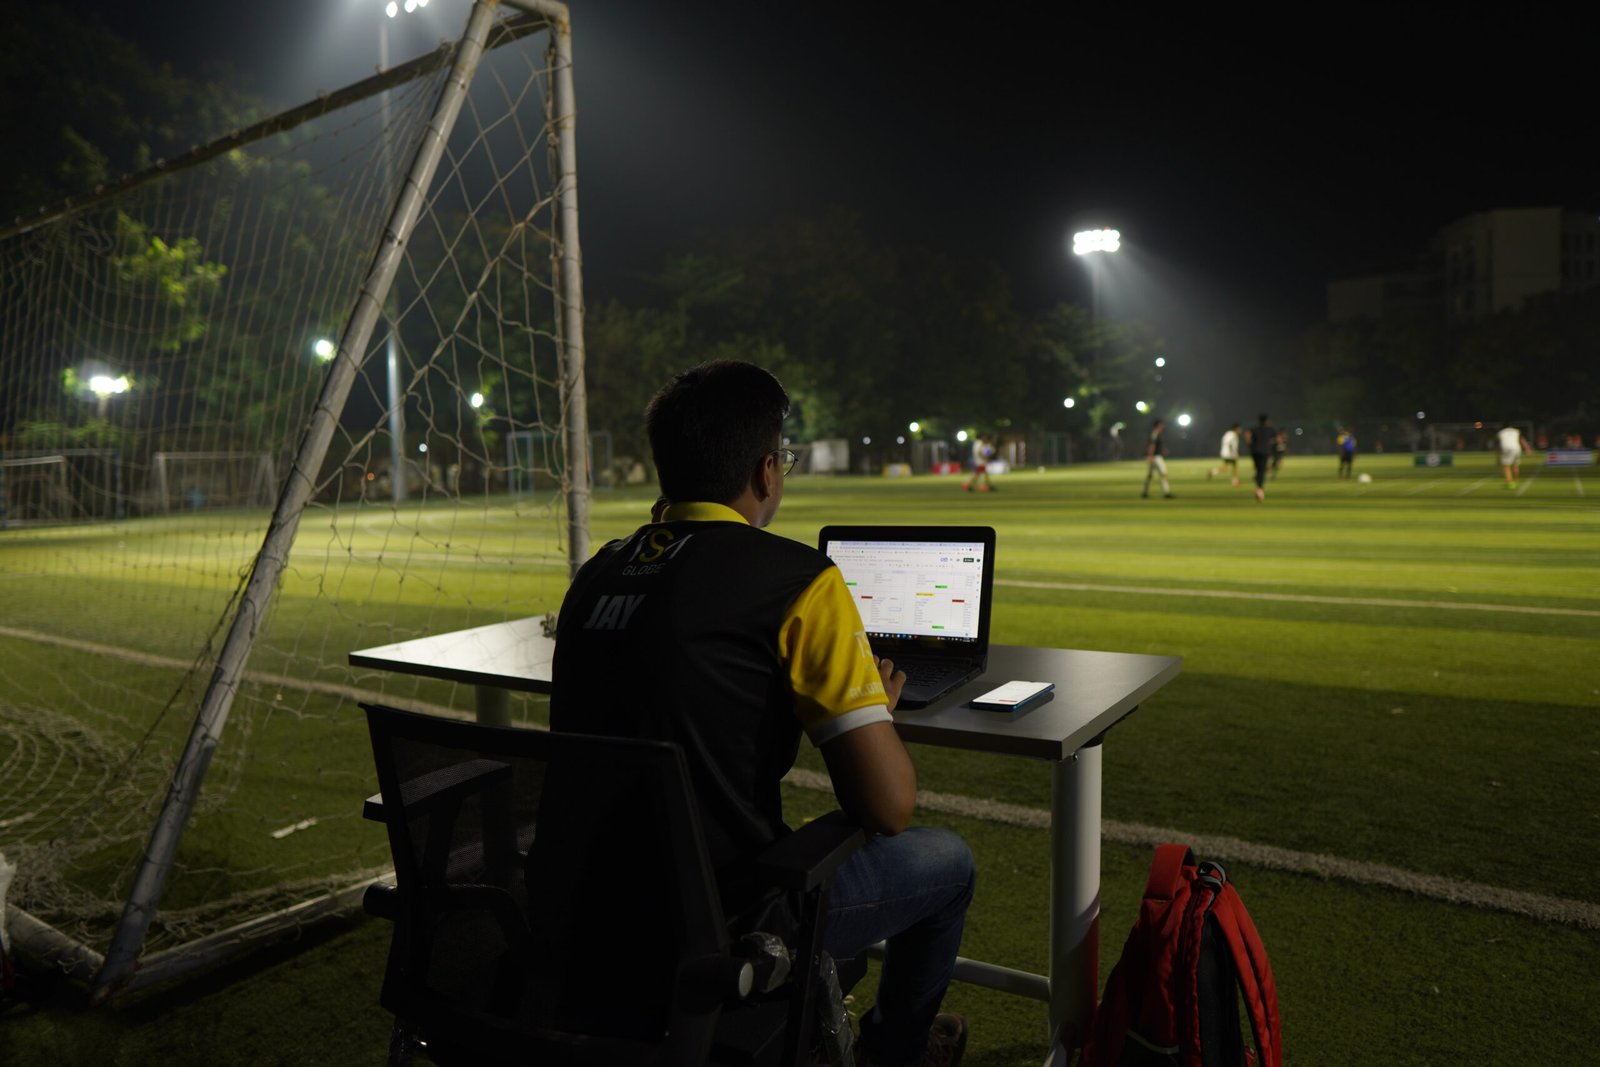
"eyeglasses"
769,448,798,476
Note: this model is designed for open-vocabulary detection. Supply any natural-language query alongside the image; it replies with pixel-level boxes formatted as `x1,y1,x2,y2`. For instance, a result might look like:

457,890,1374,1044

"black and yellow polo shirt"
550,502,890,873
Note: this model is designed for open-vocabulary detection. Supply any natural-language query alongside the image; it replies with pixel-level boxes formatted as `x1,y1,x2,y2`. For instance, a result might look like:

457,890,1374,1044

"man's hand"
877,656,907,711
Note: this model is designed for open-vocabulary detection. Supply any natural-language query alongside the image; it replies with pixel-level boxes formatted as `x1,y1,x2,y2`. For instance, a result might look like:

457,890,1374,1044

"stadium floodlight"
909,421,921,433
957,430,969,443
896,435,906,445
469,391,484,409
88,373,131,417
88,374,130,397
862,436,871,445
1177,413,1192,427
1073,228,1121,256
1154,356,1165,368
1063,397,1076,409
1136,400,1149,413
312,338,336,361
1416,411,1426,419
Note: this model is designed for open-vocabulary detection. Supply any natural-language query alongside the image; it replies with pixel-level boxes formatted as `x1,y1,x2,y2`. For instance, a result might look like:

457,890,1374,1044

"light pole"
378,0,428,503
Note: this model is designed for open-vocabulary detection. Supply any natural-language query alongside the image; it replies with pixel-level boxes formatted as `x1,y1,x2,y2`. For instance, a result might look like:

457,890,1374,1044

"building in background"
1328,206,1600,323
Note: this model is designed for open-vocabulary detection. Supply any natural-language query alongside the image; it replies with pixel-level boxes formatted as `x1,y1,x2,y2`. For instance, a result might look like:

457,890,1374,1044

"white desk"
349,621,1181,1061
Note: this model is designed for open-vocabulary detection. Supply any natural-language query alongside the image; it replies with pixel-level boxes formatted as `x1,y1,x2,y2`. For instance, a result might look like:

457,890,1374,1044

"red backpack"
1082,844,1282,1067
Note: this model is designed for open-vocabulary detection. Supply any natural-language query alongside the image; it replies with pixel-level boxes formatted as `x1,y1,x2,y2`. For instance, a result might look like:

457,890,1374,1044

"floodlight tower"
1072,227,1120,322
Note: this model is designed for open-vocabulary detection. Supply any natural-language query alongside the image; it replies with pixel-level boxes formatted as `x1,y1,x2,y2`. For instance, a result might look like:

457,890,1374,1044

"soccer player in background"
1141,418,1173,499
1497,421,1530,488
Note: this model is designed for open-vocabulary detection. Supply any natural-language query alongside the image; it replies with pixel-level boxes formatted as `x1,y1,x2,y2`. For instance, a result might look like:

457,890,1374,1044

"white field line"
1516,471,1538,497
0,625,465,719
1454,477,1493,496
1401,478,1448,496
997,579,1600,618
1575,475,1586,498
7,624,1596,930
785,768,1600,930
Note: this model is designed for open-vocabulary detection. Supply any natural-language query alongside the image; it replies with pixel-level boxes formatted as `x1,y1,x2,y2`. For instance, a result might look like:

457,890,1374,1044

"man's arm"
819,659,914,835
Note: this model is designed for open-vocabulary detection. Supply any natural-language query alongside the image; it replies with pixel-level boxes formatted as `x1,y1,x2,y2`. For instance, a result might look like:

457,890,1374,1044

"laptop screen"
818,526,995,649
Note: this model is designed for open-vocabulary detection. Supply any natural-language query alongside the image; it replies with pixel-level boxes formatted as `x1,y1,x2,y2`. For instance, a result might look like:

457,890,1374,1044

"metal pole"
382,16,408,505
93,0,504,1000
545,3,589,575
1048,738,1102,1058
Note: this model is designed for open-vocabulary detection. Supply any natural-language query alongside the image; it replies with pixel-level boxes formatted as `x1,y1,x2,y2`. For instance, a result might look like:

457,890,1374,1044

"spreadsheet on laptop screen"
823,539,987,643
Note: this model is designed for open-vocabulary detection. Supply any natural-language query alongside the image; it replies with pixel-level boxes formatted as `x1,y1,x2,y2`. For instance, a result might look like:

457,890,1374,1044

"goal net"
0,0,589,997
0,449,124,525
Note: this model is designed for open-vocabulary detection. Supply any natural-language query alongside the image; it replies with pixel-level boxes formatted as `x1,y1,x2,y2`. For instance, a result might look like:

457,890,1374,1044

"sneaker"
856,1013,969,1067
920,1013,968,1067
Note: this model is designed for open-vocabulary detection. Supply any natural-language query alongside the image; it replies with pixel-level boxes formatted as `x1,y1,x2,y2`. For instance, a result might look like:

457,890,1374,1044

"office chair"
361,703,865,1066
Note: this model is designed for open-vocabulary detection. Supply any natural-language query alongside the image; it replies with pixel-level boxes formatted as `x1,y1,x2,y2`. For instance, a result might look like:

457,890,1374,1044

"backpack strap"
1175,865,1222,1067
1144,843,1194,901
1210,885,1283,1067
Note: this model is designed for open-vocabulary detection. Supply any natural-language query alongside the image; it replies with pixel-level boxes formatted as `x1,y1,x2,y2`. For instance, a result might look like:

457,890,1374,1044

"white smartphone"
969,680,1055,712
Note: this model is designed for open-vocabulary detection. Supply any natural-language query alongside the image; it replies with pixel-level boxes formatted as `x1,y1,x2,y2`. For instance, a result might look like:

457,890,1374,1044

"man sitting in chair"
552,359,975,1067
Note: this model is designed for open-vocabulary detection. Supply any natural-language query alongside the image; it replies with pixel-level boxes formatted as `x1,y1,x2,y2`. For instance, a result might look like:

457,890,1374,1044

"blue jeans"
823,826,976,1066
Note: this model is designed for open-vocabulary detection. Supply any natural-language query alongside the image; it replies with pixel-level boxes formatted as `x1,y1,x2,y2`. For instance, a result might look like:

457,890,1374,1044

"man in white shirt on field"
1210,422,1241,486
1496,421,1530,489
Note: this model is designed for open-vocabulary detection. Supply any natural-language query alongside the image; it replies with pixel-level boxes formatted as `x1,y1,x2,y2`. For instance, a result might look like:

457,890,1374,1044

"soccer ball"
1357,472,1372,484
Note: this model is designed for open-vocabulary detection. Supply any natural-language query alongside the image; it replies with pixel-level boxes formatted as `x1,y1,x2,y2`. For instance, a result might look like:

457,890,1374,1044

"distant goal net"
0,0,589,999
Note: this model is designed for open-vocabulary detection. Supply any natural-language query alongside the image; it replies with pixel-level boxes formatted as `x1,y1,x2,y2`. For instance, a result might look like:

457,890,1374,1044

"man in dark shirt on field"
1247,413,1276,502
551,360,975,1067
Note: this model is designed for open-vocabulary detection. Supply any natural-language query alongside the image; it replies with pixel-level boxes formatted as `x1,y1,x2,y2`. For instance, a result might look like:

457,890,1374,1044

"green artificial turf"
2,452,1596,1063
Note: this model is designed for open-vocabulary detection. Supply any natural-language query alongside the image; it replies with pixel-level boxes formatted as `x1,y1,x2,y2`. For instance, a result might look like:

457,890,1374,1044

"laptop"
817,525,996,708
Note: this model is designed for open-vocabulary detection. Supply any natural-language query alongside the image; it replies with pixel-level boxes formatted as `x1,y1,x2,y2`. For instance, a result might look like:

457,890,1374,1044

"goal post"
0,0,590,1000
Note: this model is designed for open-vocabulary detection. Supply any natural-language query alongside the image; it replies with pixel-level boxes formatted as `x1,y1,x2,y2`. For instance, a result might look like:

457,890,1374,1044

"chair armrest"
380,758,511,819
754,810,865,893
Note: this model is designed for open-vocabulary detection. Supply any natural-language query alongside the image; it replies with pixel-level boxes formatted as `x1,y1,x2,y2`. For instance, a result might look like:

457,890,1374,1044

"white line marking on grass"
996,579,1600,618
1575,475,1586,498
1401,479,1447,496
269,817,318,839
783,768,1600,930
1516,472,1538,497
0,625,468,719
1455,478,1493,496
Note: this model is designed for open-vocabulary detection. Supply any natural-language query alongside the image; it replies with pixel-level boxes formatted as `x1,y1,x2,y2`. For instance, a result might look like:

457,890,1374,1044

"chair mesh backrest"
364,704,727,1047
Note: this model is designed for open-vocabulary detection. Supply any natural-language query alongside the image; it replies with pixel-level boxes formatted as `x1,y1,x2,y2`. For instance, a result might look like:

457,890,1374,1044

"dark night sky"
74,1,1599,397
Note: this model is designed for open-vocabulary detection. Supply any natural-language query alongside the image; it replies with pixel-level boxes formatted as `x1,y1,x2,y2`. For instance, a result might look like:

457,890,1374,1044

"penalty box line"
998,579,1600,618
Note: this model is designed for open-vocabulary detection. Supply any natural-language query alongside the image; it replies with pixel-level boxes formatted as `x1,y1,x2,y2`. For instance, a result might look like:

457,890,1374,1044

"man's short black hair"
646,360,790,504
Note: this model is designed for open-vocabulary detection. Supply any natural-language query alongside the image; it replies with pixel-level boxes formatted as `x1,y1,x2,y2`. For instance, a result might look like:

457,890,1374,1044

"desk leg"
474,684,511,728
1047,736,1101,1061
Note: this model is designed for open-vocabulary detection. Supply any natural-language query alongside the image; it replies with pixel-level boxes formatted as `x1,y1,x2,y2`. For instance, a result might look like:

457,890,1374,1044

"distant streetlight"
1154,356,1166,368
956,430,969,443
313,338,336,361
1177,413,1192,427
1135,400,1149,414
469,391,485,409
862,436,872,445
908,421,921,433
1063,397,1076,409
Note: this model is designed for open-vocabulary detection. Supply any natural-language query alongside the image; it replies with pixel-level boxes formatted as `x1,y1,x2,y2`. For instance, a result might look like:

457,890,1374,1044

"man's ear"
751,452,776,501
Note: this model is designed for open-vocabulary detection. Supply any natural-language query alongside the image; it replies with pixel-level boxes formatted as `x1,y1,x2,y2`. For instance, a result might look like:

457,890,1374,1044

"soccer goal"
149,452,277,513
0,0,589,999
